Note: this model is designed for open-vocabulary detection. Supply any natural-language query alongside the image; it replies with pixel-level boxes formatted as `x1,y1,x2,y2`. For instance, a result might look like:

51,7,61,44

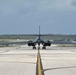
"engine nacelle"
28,42,35,46
43,41,51,46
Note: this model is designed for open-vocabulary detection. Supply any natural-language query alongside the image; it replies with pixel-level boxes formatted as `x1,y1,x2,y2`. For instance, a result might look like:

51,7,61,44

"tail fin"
39,26,40,39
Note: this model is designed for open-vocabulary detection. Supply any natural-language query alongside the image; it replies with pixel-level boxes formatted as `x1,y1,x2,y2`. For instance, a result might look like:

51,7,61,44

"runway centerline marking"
36,50,45,75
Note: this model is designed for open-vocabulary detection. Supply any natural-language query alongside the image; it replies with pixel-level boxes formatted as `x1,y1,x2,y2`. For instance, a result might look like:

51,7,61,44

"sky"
0,0,76,34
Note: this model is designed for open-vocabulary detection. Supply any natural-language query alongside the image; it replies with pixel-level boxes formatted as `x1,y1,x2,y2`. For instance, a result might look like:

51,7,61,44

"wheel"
38,46,40,50
33,47,36,49
42,46,46,49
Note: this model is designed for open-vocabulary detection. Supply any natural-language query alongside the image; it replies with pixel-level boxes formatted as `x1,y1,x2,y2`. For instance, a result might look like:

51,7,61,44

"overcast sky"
0,0,76,34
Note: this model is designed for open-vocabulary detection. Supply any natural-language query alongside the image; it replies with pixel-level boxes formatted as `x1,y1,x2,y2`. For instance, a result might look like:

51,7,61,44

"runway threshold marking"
36,50,44,75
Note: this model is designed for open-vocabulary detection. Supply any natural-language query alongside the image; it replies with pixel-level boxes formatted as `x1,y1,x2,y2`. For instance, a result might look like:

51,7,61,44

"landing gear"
42,46,46,49
38,46,40,50
33,46,36,49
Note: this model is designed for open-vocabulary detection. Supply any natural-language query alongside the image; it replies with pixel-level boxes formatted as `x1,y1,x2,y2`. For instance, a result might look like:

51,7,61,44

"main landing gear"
33,46,36,49
33,46,46,49
33,46,40,49
42,46,46,49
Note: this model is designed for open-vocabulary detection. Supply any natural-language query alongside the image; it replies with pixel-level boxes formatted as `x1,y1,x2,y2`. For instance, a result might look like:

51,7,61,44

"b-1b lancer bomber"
0,26,76,49
28,26,51,49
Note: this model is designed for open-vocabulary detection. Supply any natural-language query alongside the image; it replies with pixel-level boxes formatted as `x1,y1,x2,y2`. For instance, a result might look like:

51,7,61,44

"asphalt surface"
0,45,76,75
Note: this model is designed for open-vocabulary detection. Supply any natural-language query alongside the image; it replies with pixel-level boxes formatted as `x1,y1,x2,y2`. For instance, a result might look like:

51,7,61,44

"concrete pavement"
0,45,76,75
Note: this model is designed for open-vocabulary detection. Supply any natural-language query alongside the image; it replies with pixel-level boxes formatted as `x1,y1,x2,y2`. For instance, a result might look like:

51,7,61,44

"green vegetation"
0,34,76,42
0,34,76,47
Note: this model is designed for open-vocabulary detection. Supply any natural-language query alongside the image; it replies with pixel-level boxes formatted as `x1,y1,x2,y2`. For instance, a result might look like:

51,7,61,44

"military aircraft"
0,26,76,49
0,26,51,49
28,26,51,49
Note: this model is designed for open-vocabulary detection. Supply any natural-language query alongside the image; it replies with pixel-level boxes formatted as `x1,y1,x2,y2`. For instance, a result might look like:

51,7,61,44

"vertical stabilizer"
39,26,40,39
39,26,40,35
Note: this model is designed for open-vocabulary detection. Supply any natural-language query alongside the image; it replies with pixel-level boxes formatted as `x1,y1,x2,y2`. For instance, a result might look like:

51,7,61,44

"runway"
0,45,76,75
